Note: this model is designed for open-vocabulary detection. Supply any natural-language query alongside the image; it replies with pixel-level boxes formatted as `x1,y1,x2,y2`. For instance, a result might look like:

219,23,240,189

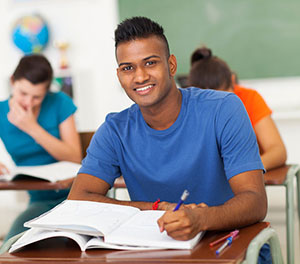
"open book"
9,228,159,252
0,161,81,183
12,200,204,251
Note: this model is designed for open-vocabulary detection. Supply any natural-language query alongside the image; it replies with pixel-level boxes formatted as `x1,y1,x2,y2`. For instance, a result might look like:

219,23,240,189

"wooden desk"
0,222,270,264
0,178,65,191
264,164,291,185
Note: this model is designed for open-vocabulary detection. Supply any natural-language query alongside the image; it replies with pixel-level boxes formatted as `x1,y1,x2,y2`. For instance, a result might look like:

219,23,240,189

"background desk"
0,222,271,264
0,179,64,191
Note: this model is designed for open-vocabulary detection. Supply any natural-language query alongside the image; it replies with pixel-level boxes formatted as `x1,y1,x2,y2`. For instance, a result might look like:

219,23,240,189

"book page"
105,210,203,249
86,237,159,251
9,228,91,252
25,200,141,236
0,161,81,182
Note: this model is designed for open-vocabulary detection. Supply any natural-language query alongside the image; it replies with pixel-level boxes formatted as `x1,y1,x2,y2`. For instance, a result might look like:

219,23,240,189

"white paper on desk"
25,200,141,236
0,161,81,182
105,210,204,249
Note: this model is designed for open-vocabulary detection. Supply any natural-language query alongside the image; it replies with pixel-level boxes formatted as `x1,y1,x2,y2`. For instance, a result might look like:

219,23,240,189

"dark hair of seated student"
188,47,233,91
11,54,53,90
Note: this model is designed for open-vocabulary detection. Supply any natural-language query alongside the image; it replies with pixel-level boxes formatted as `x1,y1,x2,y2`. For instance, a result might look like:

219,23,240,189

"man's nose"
134,67,149,83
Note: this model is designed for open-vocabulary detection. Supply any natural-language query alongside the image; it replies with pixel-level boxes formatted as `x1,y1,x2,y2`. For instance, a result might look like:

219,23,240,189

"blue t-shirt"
0,91,77,201
79,88,263,206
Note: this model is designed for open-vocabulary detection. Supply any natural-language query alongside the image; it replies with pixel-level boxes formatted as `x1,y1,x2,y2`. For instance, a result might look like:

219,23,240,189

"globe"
12,15,49,54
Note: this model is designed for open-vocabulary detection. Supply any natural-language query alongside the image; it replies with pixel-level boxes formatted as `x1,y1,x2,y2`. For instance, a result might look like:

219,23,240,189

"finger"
157,210,183,232
197,203,208,208
157,216,165,232
183,203,198,209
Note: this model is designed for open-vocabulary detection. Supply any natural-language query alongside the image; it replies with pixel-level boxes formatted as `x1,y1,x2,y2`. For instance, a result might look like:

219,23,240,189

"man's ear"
116,68,121,82
168,54,177,77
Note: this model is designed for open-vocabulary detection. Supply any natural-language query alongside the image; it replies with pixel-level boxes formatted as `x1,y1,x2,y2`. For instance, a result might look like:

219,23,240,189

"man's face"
116,36,177,109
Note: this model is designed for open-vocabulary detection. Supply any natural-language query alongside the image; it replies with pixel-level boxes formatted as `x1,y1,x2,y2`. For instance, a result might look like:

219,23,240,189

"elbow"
281,146,287,165
257,193,268,222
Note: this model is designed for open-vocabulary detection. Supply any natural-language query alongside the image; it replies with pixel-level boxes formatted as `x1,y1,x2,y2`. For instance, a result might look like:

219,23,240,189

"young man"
68,16,267,241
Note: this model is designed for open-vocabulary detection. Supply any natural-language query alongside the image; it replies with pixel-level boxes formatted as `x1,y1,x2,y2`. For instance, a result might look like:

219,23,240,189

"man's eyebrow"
118,55,161,67
143,55,160,61
118,62,131,67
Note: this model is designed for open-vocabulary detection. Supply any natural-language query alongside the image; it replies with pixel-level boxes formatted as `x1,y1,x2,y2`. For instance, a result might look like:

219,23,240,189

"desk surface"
0,222,269,264
264,164,291,185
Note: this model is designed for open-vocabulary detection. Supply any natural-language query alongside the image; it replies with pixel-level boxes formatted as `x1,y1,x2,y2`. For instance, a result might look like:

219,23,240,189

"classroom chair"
264,164,300,264
79,131,94,159
243,226,283,264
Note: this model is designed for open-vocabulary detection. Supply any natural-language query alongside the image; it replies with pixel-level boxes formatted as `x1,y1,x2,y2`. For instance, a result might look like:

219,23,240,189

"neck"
140,86,182,130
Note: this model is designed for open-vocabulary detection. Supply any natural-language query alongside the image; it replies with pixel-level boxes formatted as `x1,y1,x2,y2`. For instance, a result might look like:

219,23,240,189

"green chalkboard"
118,0,300,79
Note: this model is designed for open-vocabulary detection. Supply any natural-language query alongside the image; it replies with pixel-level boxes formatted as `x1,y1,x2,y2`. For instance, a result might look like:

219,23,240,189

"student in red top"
188,47,286,171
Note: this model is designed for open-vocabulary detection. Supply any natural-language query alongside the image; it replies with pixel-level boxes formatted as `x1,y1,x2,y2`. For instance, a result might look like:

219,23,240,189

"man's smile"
134,84,155,94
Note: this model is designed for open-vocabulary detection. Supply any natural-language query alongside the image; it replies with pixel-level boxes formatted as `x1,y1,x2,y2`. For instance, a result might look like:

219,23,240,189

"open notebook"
11,200,204,251
0,161,81,182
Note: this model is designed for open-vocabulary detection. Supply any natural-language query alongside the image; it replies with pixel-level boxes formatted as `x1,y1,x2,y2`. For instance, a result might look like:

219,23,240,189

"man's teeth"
136,85,153,91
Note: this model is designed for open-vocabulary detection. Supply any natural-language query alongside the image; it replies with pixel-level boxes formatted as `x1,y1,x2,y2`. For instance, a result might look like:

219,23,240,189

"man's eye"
146,61,156,66
122,66,133,71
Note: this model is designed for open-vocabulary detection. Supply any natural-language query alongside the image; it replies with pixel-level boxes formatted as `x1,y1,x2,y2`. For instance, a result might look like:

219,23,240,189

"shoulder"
0,99,9,109
105,104,138,124
42,91,76,109
0,99,9,116
44,91,73,103
181,87,242,109
234,85,264,101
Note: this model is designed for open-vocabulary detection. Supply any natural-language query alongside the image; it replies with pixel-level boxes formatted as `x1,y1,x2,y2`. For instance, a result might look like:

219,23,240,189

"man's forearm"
74,192,155,210
196,190,267,231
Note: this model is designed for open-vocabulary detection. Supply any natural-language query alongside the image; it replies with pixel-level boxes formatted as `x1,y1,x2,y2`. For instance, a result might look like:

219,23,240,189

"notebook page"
25,200,140,236
105,210,203,249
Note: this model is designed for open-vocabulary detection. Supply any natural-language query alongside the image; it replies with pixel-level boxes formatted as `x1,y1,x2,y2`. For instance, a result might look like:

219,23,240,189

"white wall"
0,0,134,240
0,0,133,131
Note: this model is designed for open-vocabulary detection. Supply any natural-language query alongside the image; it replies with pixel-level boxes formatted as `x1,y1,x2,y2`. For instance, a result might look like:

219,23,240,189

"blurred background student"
0,54,82,241
188,47,286,171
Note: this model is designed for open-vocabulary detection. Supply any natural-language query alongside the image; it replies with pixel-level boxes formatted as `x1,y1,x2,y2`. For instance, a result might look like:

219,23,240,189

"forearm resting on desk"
158,170,267,240
68,173,159,210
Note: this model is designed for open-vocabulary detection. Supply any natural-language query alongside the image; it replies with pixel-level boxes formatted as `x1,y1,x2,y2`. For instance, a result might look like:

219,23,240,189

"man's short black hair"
114,16,170,58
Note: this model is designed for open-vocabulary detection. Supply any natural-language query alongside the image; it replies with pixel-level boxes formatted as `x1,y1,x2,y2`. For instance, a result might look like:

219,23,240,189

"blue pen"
216,236,233,255
173,190,189,211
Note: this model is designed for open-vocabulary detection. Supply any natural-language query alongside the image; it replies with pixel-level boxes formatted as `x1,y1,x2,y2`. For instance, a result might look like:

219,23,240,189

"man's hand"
7,99,38,133
57,177,75,189
157,203,208,240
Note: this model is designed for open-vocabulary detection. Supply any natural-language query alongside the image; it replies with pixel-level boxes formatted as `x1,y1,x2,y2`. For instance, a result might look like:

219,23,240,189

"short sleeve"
251,91,272,126
216,94,264,179
78,120,121,186
56,92,77,124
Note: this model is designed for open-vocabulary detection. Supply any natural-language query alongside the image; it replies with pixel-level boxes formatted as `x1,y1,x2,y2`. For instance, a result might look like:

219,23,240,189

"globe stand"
53,41,73,98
